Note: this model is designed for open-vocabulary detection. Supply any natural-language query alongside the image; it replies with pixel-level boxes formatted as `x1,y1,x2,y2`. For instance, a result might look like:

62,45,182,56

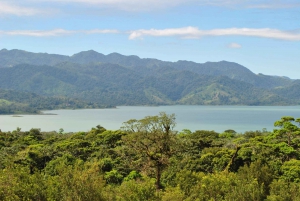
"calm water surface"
1,105,300,133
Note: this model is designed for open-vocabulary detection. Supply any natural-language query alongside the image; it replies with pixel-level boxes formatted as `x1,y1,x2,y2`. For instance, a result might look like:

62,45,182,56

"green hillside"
273,80,300,100
0,62,297,107
0,49,295,89
0,88,109,114
0,49,299,111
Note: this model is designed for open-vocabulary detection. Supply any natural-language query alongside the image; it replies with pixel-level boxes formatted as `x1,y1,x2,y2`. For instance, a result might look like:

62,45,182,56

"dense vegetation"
0,49,299,108
0,88,110,114
1,113,300,200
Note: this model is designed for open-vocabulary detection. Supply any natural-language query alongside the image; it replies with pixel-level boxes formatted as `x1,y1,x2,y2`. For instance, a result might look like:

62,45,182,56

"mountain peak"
72,50,102,56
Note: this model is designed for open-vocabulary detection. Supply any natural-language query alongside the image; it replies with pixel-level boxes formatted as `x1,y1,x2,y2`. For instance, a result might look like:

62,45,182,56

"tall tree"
121,112,177,190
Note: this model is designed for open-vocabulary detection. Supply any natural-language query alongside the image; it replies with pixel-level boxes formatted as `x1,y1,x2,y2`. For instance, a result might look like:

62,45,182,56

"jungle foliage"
1,113,300,200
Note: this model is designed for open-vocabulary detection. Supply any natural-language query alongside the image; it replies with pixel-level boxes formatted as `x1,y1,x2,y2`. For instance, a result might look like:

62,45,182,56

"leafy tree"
267,180,300,201
273,116,300,147
121,112,178,190
114,176,159,201
104,169,124,184
161,186,185,201
280,159,300,182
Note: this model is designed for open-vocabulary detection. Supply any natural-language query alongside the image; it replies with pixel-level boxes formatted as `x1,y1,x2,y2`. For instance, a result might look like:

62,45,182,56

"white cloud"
0,29,119,37
0,29,74,37
128,27,199,40
0,2,41,16
1,27,300,42
129,27,300,41
228,43,242,48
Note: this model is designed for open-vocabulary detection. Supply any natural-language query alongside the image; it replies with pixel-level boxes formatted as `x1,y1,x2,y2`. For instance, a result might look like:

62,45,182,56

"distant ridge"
0,48,293,89
0,48,298,107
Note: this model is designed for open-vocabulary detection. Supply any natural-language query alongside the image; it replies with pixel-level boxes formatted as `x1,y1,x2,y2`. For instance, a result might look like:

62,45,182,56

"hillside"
273,80,300,100
0,49,68,67
0,49,299,108
0,49,294,89
0,63,297,107
0,88,109,114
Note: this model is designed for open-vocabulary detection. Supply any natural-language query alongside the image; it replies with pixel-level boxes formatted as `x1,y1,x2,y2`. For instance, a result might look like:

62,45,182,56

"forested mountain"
0,49,294,88
0,63,296,106
273,80,300,100
0,88,109,114
171,61,293,89
0,49,68,67
0,48,299,110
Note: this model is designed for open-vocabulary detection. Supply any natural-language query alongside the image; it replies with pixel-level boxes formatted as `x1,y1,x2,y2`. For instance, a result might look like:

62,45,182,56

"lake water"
1,105,300,133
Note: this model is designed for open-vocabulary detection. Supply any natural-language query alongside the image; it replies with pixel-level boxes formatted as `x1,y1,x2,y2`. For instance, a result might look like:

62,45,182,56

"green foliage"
114,176,160,201
122,112,178,189
280,159,300,182
104,169,124,184
97,130,126,148
0,115,299,200
161,186,185,201
267,180,300,201
44,153,77,176
46,161,106,201
272,116,300,147
0,166,47,201
124,170,142,181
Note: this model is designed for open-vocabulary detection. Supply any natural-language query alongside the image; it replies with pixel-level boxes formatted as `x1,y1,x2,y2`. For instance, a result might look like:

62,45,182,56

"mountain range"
0,48,299,111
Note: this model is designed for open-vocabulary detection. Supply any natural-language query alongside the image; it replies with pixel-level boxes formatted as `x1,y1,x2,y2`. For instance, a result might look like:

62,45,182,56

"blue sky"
0,0,300,78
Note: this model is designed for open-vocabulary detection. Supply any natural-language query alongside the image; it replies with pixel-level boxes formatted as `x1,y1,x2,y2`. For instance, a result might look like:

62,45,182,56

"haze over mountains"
0,48,299,112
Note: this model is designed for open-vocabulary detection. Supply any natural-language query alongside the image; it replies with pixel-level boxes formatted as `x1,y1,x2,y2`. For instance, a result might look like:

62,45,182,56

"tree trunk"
224,146,240,172
156,164,162,190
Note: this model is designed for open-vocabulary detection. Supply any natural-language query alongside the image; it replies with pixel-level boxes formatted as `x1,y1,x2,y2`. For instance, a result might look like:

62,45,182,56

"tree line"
0,88,111,114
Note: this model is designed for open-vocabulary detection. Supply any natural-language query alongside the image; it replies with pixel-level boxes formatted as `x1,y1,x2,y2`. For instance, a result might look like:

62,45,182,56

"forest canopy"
1,113,300,200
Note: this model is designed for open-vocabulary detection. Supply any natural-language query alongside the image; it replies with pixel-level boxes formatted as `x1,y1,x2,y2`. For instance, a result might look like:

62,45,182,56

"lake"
1,105,300,133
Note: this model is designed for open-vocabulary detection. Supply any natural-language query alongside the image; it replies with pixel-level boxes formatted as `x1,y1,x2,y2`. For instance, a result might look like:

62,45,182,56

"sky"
0,0,300,78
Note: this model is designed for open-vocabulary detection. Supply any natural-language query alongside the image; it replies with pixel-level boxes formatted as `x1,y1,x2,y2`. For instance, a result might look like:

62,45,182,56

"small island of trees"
1,113,300,200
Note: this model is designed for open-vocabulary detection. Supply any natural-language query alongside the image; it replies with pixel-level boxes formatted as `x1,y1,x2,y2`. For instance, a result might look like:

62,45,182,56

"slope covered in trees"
0,88,109,114
0,62,297,107
0,49,295,89
1,113,300,200
0,49,299,110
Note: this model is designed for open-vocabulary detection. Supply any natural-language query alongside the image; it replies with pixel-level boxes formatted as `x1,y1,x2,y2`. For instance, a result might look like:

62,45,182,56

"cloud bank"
129,27,300,41
1,27,299,41
0,29,119,37
0,2,41,16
